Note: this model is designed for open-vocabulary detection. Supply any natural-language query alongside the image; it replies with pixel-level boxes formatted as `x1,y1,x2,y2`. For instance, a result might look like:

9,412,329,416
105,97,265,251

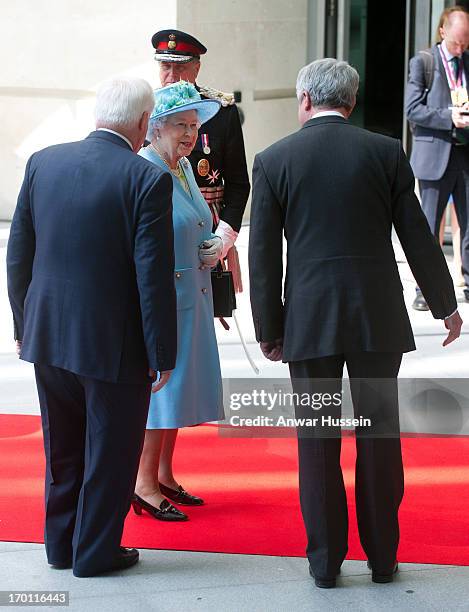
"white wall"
0,0,177,219
1,1,318,220
177,0,309,217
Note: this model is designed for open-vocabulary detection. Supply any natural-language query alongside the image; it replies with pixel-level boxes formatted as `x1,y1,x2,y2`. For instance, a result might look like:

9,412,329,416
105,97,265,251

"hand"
15,340,22,357
150,369,172,393
443,311,463,347
198,236,223,266
451,106,469,128
260,338,283,361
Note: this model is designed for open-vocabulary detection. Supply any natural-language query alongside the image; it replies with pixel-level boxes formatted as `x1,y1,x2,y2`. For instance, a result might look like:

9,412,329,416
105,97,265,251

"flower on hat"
151,80,201,118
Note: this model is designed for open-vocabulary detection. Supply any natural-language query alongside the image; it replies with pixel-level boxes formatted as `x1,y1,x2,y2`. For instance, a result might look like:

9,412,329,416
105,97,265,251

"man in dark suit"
405,7,469,310
7,78,177,577
249,59,462,588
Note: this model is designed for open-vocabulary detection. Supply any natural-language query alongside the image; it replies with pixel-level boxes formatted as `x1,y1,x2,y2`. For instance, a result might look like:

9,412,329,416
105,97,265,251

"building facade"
0,0,463,219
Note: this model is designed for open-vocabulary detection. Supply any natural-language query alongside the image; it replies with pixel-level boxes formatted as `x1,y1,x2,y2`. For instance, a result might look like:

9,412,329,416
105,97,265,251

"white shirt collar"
311,110,347,119
441,39,457,60
97,128,133,150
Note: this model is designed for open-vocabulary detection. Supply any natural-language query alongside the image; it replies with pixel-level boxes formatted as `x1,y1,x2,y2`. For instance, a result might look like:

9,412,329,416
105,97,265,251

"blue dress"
139,146,224,428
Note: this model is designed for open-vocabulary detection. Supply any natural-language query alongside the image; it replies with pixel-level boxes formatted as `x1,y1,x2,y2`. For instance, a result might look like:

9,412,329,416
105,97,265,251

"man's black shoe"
367,560,398,583
49,560,72,570
308,564,340,588
73,547,139,577
412,293,429,311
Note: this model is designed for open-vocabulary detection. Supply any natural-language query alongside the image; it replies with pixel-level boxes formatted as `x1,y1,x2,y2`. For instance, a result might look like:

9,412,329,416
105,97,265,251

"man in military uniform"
151,29,250,273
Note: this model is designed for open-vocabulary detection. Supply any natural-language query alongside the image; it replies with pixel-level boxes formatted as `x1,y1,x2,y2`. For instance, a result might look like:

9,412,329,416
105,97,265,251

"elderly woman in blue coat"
132,81,224,522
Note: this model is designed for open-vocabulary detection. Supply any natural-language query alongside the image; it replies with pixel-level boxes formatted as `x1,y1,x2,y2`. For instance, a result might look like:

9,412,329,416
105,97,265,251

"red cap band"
157,41,201,55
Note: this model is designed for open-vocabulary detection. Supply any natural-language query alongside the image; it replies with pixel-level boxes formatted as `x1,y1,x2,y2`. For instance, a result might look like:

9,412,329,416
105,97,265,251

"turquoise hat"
150,81,221,125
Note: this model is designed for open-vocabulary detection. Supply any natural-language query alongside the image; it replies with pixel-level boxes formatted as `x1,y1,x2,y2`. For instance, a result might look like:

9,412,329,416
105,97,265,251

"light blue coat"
139,146,224,428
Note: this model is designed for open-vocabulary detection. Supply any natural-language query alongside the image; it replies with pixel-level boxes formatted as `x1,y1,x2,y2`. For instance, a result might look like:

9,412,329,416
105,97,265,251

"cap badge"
168,33,177,50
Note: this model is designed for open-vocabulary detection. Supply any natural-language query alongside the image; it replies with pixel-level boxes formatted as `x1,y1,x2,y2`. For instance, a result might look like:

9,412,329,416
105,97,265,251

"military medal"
206,168,220,184
201,133,211,154
452,86,468,107
439,46,468,106
197,158,210,177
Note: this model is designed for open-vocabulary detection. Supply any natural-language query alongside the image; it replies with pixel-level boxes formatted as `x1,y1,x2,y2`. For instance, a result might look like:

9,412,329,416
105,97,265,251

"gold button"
175,272,182,279
201,288,208,294
198,221,205,227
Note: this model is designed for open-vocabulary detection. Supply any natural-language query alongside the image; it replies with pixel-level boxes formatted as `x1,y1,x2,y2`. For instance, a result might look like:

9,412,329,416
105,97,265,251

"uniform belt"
199,185,224,205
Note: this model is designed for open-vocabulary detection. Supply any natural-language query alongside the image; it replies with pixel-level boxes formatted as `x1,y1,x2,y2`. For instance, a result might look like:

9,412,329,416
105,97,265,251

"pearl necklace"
150,143,191,195
150,143,183,178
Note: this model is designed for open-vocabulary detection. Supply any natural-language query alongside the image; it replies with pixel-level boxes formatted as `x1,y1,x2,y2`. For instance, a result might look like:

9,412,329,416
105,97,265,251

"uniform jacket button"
201,287,208,294
175,272,182,279
198,220,205,227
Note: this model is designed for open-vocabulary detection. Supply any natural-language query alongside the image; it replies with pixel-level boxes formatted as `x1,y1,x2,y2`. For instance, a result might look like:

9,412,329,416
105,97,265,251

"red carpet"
0,414,468,565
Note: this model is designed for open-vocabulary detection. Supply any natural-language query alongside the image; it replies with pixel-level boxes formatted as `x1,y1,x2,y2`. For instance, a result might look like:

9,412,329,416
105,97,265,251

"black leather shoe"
132,493,188,521
159,482,204,506
73,547,139,577
49,560,72,570
412,293,429,311
308,564,340,588
367,560,399,583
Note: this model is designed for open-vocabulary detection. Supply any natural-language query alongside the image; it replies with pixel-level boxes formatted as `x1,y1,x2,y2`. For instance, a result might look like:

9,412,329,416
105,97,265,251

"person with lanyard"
151,29,250,293
405,6,469,311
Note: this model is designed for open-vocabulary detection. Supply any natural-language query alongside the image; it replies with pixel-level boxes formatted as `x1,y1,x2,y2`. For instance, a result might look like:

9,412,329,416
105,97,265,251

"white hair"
147,115,168,140
95,78,155,129
296,58,359,111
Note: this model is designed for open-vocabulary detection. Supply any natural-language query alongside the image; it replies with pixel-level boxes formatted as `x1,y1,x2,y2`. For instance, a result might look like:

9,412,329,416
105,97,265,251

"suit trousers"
418,144,469,289
289,352,404,579
34,364,151,575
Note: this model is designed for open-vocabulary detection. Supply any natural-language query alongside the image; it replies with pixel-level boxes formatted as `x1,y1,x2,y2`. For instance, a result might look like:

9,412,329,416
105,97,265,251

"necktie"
451,56,461,82
451,56,469,144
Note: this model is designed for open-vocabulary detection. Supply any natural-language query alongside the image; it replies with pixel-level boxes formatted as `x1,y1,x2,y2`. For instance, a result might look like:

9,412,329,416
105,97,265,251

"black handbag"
211,269,236,318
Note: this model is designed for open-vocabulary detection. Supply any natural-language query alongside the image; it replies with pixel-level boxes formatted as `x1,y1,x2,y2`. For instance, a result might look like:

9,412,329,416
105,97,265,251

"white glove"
215,219,239,259
199,236,223,266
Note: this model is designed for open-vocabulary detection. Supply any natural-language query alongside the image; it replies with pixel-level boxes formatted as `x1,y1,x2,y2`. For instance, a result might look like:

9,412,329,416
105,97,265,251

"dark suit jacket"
405,44,469,181
248,115,457,362
7,130,177,383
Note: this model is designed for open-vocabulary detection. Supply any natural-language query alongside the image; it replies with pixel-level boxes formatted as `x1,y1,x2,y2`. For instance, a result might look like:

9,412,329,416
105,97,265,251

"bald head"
440,10,469,56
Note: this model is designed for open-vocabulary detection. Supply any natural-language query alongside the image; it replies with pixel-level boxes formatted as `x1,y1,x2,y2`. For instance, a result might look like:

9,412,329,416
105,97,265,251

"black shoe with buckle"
412,293,429,311
308,564,341,588
159,483,204,506
367,559,399,583
131,493,188,521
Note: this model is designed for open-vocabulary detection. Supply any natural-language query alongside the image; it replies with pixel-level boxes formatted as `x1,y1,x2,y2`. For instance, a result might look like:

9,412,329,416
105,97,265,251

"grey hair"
95,78,155,129
296,58,359,111
146,115,168,141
